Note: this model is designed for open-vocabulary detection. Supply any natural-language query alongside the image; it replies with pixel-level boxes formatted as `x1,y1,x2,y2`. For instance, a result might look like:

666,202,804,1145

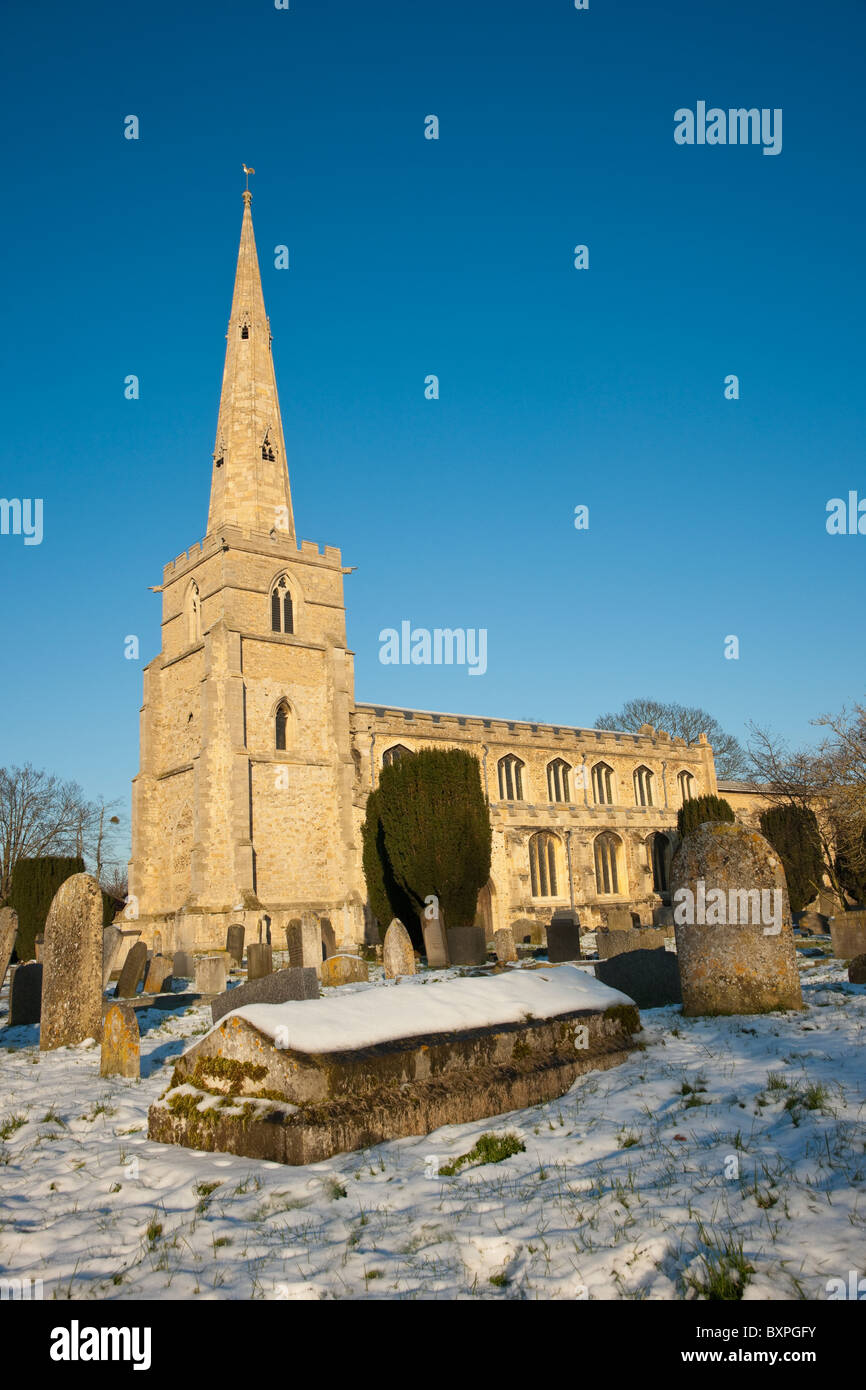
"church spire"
207,186,295,542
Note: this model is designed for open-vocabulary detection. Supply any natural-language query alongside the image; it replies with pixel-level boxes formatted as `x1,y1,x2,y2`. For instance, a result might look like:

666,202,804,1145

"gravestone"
383,919,417,977
104,929,143,987
41,872,104,1050
226,924,245,965
422,903,449,968
795,910,828,936
597,926,669,960
511,916,544,946
652,905,675,928
829,910,866,960
546,920,581,962
143,955,173,994
195,955,227,994
172,949,193,978
0,906,18,991
848,953,866,985
35,934,44,961
286,917,321,977
320,917,337,960
671,822,803,1016
116,942,148,999
320,954,370,987
100,1004,140,1078
492,928,517,963
211,966,319,1024
446,926,487,967
247,943,273,980
9,962,42,1025
153,930,163,956
606,909,634,932
596,948,682,1009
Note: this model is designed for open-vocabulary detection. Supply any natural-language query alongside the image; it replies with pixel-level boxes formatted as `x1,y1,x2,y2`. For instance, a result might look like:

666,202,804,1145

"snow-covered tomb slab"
148,966,640,1165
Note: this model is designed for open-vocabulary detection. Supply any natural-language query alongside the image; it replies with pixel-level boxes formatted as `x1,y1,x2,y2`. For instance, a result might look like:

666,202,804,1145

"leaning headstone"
9,963,42,1025
226,924,245,965
102,926,123,988
606,909,634,932
172,949,193,979
446,926,487,967
100,1004,140,1078
115,942,148,999
383,919,417,977
320,917,337,959
247,942,273,980
143,955,173,994
320,954,369,987
286,917,321,977
671,822,803,1016
195,955,227,994
829,910,866,960
422,903,449,968
0,907,18,991
596,948,682,1009
41,872,104,1050
848,953,866,985
492,928,517,963
546,920,581,963
211,966,319,1024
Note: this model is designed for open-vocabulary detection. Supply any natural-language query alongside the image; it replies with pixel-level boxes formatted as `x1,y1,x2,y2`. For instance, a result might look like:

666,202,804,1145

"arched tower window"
261,431,276,462
649,832,671,892
497,754,524,801
529,831,559,898
185,581,201,645
591,761,615,805
633,765,655,807
547,758,571,803
594,831,623,895
241,323,249,339
275,700,289,752
271,576,294,635
678,770,695,802
382,744,414,768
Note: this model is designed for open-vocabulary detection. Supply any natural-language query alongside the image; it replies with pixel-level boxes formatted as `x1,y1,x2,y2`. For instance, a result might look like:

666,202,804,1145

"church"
128,188,718,955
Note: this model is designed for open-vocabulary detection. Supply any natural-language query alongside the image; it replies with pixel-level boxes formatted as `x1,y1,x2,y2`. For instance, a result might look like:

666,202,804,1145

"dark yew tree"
676,793,736,838
759,804,825,913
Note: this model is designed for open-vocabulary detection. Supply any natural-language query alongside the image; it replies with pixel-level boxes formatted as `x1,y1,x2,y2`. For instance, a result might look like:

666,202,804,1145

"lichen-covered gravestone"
286,917,321,977
9,962,42,1025
320,954,369,987
0,906,18,991
100,1003,140,1078
40,872,104,1050
670,822,803,1016
116,942,148,999
226,924,245,965
383,919,416,978
143,955,173,994
247,943,273,980
195,955,227,994
492,928,517,963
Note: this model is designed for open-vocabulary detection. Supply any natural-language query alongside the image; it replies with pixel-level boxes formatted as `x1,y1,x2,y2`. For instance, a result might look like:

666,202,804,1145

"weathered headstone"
596,948,682,1009
652,905,675,928
546,920,581,962
422,903,449,968
226,924,245,965
383,919,417,977
511,916,543,946
446,926,487,967
795,910,828,936
848,953,866,985
153,929,163,956
320,917,337,959
606,908,634,932
671,822,803,1016
195,955,227,994
320,954,370,987
172,949,193,978
9,962,42,1025
597,926,669,960
492,928,517,963
829,910,866,960
40,872,104,1050
247,942,273,980
286,917,321,977
0,906,18,992
143,955,173,994
100,1004,140,1078
105,928,143,987
116,942,148,999
34,934,45,961
211,965,319,1024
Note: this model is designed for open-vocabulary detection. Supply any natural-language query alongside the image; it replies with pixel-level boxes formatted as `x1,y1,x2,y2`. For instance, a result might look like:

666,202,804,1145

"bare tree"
594,697,748,778
0,764,93,900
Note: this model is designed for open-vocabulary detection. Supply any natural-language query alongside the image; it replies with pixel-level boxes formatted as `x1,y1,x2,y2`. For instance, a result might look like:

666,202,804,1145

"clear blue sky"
2,0,864,841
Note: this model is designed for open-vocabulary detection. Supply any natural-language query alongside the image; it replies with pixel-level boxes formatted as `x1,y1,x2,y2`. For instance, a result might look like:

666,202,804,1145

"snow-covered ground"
0,949,863,1300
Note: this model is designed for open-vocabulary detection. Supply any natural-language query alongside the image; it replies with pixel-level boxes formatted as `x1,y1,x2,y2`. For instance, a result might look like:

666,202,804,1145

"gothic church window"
275,701,289,752
241,324,249,339
498,754,524,800
591,761,615,805
547,758,570,803
271,576,294,634
633,765,655,807
529,831,558,898
382,744,414,768
594,831,623,895
678,770,695,802
262,432,276,462
185,581,201,644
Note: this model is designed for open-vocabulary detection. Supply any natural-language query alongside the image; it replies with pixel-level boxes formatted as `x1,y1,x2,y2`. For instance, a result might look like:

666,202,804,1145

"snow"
227,964,632,1053
0,950,864,1301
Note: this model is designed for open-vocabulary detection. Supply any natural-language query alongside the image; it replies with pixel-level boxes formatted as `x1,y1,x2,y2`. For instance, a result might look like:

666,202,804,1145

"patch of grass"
326,1178,347,1200
489,1271,510,1287
766,1072,789,1092
145,1217,163,1247
618,1131,641,1149
684,1231,755,1301
439,1132,526,1177
0,1113,28,1140
40,1107,66,1126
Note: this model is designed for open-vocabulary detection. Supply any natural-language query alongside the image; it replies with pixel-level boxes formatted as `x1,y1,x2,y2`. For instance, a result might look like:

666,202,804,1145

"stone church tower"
129,189,363,952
